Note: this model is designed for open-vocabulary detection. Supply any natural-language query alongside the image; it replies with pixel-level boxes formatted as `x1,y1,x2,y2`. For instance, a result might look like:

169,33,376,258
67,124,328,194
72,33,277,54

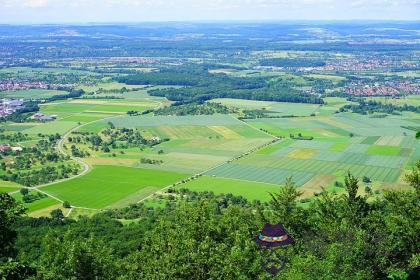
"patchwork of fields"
82,114,273,173
2,93,418,213
205,113,418,191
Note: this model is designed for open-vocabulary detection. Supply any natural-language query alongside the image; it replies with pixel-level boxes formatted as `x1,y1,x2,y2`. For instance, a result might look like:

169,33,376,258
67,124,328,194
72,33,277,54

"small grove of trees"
140,158,163,165
151,102,233,116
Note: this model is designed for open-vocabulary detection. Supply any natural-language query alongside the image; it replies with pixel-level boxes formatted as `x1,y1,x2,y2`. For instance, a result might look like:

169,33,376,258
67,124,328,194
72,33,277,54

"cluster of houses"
0,144,23,153
0,80,49,91
345,81,420,96
311,57,418,72
0,98,24,117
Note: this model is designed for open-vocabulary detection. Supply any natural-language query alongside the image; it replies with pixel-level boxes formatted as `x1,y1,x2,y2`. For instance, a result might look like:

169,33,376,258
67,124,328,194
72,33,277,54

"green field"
181,176,282,201
40,99,159,116
22,121,79,135
0,89,68,99
0,186,21,193
5,91,416,214
11,191,60,213
212,98,320,116
107,114,243,127
42,165,188,208
368,145,401,156
206,112,418,188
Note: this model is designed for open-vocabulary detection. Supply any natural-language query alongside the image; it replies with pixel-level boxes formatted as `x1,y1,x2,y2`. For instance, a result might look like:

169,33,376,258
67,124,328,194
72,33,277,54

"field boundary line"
137,127,280,204
235,115,280,139
65,207,74,217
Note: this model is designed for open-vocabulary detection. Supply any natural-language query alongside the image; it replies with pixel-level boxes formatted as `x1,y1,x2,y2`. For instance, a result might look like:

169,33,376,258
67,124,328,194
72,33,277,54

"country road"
9,110,277,213
9,116,119,205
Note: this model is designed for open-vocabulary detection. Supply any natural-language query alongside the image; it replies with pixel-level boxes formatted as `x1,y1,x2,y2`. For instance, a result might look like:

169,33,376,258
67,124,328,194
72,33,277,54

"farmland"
0,24,418,221
181,176,282,201
201,111,417,191
212,98,321,117
43,165,188,209
66,114,273,175
0,22,419,279
0,89,68,99
2,94,417,215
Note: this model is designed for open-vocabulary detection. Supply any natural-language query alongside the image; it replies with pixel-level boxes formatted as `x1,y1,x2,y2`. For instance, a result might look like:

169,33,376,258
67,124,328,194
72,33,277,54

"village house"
0,144,11,152
11,146,23,152
30,112,58,121
0,98,25,117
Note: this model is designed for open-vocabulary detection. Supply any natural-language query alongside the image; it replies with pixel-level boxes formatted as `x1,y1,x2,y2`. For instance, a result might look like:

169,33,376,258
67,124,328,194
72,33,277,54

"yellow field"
208,126,242,139
300,175,336,198
313,128,340,137
375,136,403,146
68,208,100,219
287,148,317,159
157,126,201,139
318,117,351,129
29,204,71,218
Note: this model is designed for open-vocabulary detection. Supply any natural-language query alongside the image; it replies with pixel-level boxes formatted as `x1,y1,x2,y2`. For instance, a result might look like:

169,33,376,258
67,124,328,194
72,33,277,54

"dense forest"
1,163,419,279
116,66,324,104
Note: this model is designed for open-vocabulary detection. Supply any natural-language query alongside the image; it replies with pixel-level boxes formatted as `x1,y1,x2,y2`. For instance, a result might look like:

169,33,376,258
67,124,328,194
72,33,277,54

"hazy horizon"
0,0,419,24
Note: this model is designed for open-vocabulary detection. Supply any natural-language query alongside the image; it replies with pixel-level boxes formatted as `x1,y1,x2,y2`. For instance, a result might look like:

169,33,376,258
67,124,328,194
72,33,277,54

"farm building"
30,113,57,121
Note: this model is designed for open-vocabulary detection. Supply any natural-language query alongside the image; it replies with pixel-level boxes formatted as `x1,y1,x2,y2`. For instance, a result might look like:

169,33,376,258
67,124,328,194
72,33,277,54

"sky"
0,0,419,23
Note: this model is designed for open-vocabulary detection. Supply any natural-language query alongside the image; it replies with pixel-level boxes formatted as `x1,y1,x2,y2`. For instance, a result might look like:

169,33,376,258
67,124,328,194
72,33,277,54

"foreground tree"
405,160,420,198
37,232,117,280
0,193,36,279
0,193,25,260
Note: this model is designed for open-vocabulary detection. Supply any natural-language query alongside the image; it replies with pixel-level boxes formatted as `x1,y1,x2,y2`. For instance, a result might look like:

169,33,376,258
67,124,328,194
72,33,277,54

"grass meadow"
181,175,282,201
42,165,188,209
0,89,68,99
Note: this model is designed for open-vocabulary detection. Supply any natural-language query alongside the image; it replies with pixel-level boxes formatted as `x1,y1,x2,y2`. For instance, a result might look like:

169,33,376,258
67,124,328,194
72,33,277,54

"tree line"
0,162,419,279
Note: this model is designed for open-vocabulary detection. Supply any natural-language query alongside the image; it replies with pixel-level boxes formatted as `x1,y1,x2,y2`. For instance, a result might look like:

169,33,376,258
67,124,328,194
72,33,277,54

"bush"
363,176,371,183
20,188,29,196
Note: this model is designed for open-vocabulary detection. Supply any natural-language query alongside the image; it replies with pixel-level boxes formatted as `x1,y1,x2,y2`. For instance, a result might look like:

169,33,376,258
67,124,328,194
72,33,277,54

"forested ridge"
1,162,419,280
116,66,324,104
